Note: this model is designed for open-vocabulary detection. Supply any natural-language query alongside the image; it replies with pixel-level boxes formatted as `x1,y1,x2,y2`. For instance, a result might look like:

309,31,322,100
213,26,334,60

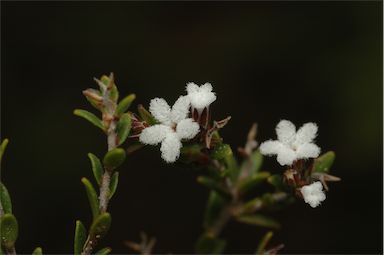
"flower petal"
296,143,321,159
301,181,326,208
139,124,172,145
176,118,200,140
259,140,282,155
276,145,297,166
186,82,199,94
160,133,182,163
295,122,318,145
149,98,171,125
171,96,191,123
276,120,296,145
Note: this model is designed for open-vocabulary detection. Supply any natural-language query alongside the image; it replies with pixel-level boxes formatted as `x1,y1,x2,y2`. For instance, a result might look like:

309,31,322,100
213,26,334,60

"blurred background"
1,1,382,254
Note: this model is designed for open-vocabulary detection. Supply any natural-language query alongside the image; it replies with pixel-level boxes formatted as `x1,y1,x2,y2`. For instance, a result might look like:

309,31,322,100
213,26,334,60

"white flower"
300,181,326,208
186,82,216,111
139,96,200,163
259,120,320,166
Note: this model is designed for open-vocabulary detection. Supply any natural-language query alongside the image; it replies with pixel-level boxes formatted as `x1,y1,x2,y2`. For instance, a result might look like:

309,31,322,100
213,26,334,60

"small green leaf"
88,153,103,186
83,88,103,111
0,183,12,214
204,191,226,229
108,172,119,199
74,109,105,131
211,144,239,181
95,247,112,255
103,148,126,170
236,214,280,229
81,178,99,220
195,234,226,254
267,175,285,191
211,144,233,160
0,213,18,249
32,247,43,255
255,231,274,254
197,176,230,199
74,220,87,255
138,105,157,125
0,139,9,163
116,113,132,146
101,75,119,102
237,171,270,195
116,94,136,116
249,150,263,175
313,151,335,173
89,213,111,238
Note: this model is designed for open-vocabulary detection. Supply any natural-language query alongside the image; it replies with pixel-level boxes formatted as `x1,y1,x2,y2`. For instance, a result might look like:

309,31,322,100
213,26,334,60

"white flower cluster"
300,181,326,208
259,120,321,166
139,83,216,163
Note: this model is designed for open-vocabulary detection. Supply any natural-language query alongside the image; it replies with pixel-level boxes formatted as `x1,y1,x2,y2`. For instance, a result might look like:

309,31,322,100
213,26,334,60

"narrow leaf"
116,94,136,116
0,213,18,249
74,109,105,131
74,220,87,255
237,171,270,195
195,234,226,254
88,153,103,186
255,231,274,254
95,247,112,255
138,105,157,125
313,151,335,173
0,139,9,163
197,176,230,199
249,150,263,175
211,144,239,181
116,113,132,146
89,213,111,238
108,172,119,199
103,148,126,170
236,214,280,229
0,183,12,214
81,178,99,220
204,191,226,229
32,247,43,255
100,75,119,102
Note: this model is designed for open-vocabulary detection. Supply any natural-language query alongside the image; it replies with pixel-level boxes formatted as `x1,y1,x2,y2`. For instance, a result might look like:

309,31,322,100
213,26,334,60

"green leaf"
211,144,239,181
313,151,335,173
81,178,99,220
116,94,136,116
108,172,119,199
195,234,226,254
89,213,111,239
197,176,230,199
0,139,9,163
237,171,270,195
116,113,132,146
32,247,43,255
0,213,18,249
83,88,103,111
100,75,119,102
267,175,285,191
0,183,12,214
255,231,274,254
88,153,103,186
103,148,126,170
249,150,263,175
204,191,226,229
95,247,112,255
236,214,280,229
138,105,157,125
74,220,87,255
74,109,105,131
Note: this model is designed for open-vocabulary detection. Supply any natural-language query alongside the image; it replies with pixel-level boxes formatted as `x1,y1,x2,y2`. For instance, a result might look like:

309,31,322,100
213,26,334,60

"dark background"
1,1,382,254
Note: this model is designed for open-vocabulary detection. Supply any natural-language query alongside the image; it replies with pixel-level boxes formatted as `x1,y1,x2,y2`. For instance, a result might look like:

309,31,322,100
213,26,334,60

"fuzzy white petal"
276,145,297,166
259,140,282,155
295,122,318,145
176,118,200,140
171,96,191,124
301,182,326,208
276,120,296,145
296,143,321,159
149,98,171,125
139,125,172,145
186,82,216,110
160,133,182,163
